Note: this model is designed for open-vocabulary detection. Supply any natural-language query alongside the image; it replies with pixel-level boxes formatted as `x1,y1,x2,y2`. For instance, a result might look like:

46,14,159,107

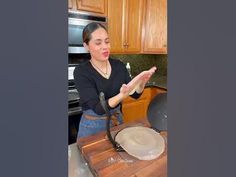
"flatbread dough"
115,126,165,160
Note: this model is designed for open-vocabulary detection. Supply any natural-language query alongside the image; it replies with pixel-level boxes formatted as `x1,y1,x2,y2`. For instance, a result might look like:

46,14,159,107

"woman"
74,22,156,138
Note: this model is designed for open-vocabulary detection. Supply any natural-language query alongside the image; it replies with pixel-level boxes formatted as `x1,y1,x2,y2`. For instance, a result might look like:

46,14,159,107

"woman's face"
84,27,110,61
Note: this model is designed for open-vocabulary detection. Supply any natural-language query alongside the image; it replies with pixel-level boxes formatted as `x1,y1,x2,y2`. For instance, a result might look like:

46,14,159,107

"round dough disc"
115,126,165,160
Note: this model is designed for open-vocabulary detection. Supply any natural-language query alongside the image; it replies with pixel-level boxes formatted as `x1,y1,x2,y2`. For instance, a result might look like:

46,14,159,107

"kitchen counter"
147,74,167,90
68,143,94,177
77,119,167,177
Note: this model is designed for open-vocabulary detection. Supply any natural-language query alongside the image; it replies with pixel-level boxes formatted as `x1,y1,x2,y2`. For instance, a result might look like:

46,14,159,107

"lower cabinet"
122,87,166,123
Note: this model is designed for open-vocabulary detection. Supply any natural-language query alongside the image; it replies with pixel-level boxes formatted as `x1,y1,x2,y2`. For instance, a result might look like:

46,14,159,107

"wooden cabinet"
122,88,151,123
68,0,73,9
68,0,77,10
69,0,167,54
142,0,167,54
122,87,167,123
69,0,107,16
108,0,143,54
77,0,107,15
150,86,167,98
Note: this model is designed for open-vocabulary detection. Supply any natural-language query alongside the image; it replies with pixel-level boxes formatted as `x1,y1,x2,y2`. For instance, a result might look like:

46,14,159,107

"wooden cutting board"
77,119,167,177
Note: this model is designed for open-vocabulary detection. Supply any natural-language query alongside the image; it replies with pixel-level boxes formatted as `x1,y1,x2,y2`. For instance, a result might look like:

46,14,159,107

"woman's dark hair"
82,22,107,45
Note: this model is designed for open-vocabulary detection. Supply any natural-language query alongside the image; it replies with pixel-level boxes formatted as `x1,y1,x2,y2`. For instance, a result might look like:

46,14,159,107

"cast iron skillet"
147,93,167,132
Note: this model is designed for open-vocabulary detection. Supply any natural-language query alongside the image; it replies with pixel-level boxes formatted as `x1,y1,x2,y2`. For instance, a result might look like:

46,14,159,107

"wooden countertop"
77,119,167,177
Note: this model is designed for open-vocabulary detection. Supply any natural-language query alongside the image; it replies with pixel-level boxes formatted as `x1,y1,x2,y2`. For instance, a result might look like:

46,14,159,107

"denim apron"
77,106,123,139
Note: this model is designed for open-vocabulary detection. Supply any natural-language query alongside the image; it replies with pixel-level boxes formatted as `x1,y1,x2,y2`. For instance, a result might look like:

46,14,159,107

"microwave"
68,11,108,54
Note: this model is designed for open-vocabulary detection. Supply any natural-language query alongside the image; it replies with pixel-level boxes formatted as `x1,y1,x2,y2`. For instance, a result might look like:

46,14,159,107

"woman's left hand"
135,66,157,93
127,66,157,94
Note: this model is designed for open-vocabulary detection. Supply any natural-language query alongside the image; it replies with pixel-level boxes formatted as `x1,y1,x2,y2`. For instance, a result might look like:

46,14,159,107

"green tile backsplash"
110,54,167,77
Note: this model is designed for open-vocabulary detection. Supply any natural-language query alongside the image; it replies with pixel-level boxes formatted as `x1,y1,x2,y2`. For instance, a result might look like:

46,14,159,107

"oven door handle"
68,107,82,116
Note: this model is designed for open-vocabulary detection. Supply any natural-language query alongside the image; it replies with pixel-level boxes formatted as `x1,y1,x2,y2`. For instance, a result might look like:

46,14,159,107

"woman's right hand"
119,84,132,99
108,84,131,108
109,67,157,108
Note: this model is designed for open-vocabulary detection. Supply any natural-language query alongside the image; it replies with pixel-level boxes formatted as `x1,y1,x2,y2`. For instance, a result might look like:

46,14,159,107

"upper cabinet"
108,0,144,54
77,0,107,15
142,0,167,54
69,0,167,54
68,0,73,9
68,0,76,10
68,0,108,16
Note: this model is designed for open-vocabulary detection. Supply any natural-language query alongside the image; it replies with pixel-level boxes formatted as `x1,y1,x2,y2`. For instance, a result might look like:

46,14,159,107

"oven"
68,10,108,54
68,64,82,144
68,10,107,143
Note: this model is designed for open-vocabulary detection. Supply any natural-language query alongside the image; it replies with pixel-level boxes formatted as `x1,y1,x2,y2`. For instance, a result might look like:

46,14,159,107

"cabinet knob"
163,44,167,47
123,42,129,48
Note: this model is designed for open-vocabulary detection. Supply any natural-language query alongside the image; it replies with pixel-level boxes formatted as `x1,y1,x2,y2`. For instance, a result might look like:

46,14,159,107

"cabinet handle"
163,44,167,47
123,42,129,48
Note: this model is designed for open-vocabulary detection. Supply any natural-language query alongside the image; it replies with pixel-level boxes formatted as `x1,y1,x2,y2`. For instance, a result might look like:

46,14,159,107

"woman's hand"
135,66,157,93
126,66,157,94
108,66,157,108
118,84,130,99
108,84,132,108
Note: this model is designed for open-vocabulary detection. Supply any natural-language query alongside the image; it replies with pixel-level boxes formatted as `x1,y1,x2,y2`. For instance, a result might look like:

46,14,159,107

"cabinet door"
108,0,143,54
150,87,167,99
122,87,167,123
108,0,125,53
122,88,152,123
125,0,143,53
122,99,150,123
69,0,77,10
68,0,73,9
142,0,167,54
77,0,107,15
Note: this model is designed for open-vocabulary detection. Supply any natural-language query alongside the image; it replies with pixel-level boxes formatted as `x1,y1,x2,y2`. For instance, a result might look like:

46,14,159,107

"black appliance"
68,64,82,144
68,10,108,54
147,93,167,131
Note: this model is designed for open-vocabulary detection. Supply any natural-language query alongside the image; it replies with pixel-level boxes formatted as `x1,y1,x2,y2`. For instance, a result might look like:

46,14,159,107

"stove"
68,64,82,144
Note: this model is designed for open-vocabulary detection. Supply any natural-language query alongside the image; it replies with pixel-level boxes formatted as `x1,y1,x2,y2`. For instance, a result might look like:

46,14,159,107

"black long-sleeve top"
73,58,142,115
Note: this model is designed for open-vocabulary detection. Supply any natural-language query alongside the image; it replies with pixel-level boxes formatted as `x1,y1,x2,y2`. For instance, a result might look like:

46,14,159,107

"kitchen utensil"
147,93,167,131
